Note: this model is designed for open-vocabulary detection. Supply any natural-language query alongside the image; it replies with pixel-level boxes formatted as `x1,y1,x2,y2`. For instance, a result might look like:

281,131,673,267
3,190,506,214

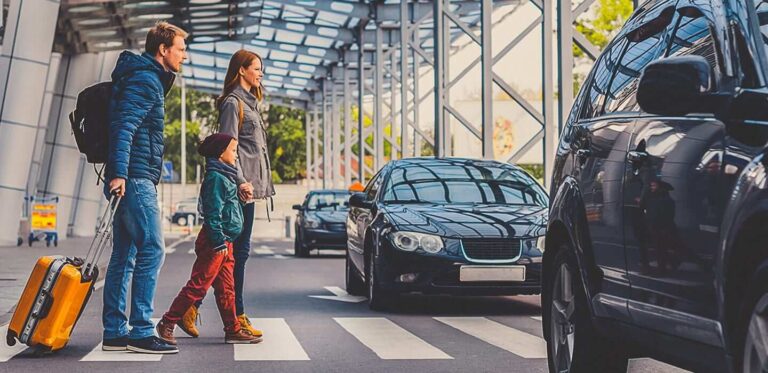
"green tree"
163,120,205,183
164,85,219,133
266,105,307,182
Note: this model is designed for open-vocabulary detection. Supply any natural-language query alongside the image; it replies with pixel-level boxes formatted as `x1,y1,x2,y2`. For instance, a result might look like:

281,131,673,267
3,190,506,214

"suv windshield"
307,193,350,211
382,162,548,206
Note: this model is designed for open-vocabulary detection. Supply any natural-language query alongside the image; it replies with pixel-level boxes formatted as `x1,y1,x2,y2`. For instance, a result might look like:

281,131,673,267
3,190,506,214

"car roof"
388,157,521,170
309,189,351,194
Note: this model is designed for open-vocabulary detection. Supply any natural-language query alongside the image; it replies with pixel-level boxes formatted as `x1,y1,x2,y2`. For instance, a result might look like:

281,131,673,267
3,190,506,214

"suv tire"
544,246,628,372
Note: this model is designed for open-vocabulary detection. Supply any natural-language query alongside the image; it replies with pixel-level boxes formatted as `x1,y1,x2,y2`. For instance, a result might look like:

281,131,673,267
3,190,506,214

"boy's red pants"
162,229,240,333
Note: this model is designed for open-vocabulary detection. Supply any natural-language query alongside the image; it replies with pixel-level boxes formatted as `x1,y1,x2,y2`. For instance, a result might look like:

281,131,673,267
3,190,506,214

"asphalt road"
0,238,688,373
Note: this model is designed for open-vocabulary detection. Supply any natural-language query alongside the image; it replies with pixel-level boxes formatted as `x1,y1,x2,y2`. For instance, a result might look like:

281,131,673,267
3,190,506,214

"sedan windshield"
382,162,548,206
307,193,351,210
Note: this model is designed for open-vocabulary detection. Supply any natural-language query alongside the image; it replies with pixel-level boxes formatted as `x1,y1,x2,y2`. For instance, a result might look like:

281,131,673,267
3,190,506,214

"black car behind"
293,189,351,257
346,158,548,310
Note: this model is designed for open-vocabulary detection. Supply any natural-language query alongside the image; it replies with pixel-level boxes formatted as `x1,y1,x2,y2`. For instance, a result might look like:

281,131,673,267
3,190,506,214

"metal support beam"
544,0,557,188
357,22,366,182
313,103,320,189
480,0,493,159
343,66,352,187
433,0,447,158
374,25,385,169
400,0,410,159
332,77,342,188
322,80,329,188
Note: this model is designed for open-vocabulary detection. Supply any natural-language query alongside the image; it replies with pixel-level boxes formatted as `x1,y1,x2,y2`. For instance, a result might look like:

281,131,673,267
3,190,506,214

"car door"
347,169,386,271
623,2,732,346
571,35,637,315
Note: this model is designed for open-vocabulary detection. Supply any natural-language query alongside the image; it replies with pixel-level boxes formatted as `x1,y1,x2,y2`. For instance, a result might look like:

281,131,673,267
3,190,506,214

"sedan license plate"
459,265,526,282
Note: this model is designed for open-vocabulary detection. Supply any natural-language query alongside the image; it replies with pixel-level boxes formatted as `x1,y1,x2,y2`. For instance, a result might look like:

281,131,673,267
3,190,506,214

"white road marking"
0,324,27,362
434,317,546,359
80,343,163,362
530,316,542,321
334,318,452,360
270,255,289,260
309,286,366,303
234,318,310,361
253,248,274,255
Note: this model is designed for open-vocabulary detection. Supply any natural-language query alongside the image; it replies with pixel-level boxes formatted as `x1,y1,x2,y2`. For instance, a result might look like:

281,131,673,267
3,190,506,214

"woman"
179,49,275,339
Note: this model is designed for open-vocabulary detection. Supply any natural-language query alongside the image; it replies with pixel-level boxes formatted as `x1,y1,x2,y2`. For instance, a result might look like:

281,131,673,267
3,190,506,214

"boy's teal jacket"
200,169,243,249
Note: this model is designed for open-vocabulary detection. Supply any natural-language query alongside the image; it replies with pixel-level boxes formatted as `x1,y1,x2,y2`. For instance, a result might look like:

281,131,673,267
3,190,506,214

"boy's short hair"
145,21,188,55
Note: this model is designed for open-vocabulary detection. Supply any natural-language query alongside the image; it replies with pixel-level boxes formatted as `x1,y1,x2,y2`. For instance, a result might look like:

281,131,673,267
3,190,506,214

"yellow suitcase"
6,195,120,354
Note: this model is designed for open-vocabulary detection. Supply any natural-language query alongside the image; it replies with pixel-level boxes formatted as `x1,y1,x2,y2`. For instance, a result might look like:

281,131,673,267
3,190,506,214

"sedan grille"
325,223,346,232
461,239,521,261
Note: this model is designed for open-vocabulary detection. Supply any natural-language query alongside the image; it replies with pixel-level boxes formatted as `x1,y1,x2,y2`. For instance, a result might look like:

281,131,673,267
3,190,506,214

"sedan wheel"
743,293,768,372
367,252,394,311
177,216,187,226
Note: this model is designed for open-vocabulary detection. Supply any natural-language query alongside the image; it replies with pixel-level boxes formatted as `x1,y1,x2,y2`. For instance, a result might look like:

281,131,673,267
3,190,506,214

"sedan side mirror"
637,55,718,116
292,204,303,210
348,192,372,209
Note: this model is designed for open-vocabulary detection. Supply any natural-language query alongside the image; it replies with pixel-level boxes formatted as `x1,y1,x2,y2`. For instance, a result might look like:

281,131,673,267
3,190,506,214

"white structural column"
322,80,330,189
399,0,410,158
331,77,342,188
480,0,494,159
70,51,120,237
0,0,61,245
312,103,320,189
374,25,385,169
305,111,311,187
343,66,352,187
37,53,102,239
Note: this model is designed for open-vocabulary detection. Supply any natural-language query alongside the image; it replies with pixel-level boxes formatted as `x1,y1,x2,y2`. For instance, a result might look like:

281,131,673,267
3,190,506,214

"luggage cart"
27,196,59,247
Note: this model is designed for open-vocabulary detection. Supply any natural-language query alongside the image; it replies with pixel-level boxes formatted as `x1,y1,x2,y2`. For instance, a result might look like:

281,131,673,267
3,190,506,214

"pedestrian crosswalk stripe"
531,316,542,321
334,318,452,360
253,248,274,255
80,343,163,362
234,318,309,361
187,248,195,254
434,317,546,359
0,325,27,362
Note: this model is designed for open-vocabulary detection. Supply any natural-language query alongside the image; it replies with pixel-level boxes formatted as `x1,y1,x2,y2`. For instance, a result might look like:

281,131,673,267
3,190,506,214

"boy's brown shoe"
179,305,200,338
225,329,263,344
237,314,264,337
156,319,177,345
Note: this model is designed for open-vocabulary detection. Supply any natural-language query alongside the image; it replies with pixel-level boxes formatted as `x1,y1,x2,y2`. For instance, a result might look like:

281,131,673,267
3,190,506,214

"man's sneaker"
156,319,178,345
102,336,129,351
179,305,200,338
126,336,179,354
237,314,264,338
225,329,263,344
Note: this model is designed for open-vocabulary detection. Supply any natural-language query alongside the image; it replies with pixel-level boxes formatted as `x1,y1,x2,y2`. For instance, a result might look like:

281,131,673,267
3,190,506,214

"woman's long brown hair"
216,49,264,108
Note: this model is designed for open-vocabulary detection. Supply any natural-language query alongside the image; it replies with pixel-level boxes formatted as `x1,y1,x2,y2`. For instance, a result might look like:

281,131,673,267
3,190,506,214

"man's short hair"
145,21,188,55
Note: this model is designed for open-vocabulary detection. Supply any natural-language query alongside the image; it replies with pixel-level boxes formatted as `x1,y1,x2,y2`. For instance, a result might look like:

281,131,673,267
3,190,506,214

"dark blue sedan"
292,189,352,257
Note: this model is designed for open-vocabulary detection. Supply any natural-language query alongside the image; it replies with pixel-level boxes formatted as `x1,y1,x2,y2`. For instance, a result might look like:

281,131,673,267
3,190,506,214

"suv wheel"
544,247,628,372
346,250,365,296
739,262,768,373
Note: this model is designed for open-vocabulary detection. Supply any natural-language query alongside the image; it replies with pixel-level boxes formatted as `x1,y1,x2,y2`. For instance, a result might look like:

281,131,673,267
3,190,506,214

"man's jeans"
102,178,165,340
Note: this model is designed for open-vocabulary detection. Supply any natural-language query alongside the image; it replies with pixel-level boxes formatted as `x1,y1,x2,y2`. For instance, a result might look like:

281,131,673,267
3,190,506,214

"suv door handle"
576,149,591,158
627,150,648,163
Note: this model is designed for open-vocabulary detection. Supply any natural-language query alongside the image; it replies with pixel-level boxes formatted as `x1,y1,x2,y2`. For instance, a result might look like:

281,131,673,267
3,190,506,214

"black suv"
545,0,768,372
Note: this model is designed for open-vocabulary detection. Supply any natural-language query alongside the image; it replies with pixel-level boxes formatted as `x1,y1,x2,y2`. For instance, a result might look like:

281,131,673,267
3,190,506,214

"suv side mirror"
637,55,715,116
292,204,303,210
348,193,372,209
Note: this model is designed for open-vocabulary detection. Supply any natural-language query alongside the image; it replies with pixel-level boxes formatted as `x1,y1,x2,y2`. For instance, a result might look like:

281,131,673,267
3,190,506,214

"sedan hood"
383,203,547,238
308,210,348,223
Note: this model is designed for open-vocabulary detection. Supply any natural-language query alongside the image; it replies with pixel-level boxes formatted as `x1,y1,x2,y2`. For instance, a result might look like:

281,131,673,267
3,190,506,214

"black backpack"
69,81,112,164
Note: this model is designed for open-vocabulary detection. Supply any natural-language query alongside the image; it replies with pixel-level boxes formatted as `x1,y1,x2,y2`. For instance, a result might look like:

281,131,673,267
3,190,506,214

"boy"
156,134,261,345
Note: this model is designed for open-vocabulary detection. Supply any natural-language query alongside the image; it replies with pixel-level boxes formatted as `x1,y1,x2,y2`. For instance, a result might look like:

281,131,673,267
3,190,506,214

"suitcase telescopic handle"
82,193,121,280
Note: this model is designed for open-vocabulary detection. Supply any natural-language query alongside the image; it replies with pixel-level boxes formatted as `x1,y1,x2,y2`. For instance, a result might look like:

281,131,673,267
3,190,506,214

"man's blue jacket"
107,51,175,184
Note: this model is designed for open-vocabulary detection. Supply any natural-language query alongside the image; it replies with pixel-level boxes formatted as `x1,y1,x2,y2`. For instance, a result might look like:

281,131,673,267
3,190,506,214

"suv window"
580,39,627,120
604,7,675,113
665,8,721,80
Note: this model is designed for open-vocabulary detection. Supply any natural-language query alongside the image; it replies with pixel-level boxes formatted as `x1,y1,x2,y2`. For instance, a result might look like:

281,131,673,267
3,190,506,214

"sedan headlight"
305,218,321,229
523,236,545,252
390,231,444,254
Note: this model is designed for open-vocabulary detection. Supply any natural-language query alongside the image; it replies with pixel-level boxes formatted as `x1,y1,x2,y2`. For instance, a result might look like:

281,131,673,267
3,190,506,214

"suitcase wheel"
6,332,15,347
33,345,53,357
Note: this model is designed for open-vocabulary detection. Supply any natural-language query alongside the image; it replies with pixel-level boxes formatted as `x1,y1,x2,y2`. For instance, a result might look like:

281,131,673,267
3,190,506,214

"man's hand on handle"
109,178,126,197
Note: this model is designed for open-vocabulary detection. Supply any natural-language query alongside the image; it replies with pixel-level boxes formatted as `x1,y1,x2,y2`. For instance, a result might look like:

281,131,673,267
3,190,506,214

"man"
102,22,187,354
